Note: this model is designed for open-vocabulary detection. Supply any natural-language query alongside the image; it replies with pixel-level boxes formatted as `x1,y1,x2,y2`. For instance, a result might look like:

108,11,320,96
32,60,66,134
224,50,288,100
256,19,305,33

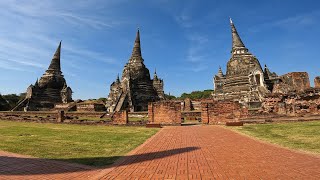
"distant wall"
148,101,181,125
314,76,320,88
273,72,310,94
201,100,247,124
261,90,320,116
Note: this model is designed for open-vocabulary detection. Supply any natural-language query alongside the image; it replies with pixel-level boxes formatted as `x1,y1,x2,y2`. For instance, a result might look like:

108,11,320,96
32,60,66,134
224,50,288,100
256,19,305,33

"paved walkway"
1,126,320,179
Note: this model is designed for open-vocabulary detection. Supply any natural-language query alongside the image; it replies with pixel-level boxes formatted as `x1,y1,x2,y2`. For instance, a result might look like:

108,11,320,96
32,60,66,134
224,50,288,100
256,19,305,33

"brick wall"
201,100,245,124
315,76,320,88
273,72,310,94
183,98,192,111
112,110,128,125
148,101,181,125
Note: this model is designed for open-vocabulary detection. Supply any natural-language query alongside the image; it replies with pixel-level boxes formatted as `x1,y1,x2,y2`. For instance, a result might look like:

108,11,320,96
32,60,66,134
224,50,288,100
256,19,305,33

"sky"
0,0,319,99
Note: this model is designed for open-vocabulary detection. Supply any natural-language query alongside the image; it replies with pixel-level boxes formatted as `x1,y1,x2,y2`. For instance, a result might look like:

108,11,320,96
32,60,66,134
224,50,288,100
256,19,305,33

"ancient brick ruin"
212,19,320,114
148,101,182,125
213,18,271,106
261,88,320,116
12,42,73,111
76,101,106,112
112,110,128,125
106,29,165,112
314,76,320,88
201,100,247,124
273,72,310,94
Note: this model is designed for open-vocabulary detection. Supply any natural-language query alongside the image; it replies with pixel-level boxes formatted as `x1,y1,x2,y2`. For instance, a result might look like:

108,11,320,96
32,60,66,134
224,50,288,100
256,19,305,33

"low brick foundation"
226,121,244,126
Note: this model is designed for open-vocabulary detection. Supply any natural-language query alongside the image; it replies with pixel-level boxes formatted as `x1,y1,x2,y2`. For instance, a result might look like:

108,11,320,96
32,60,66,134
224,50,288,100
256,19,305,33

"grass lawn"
230,121,320,154
0,120,159,167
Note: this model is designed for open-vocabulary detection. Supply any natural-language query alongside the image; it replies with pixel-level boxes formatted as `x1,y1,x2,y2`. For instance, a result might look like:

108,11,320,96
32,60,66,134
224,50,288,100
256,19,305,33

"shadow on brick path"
0,146,199,176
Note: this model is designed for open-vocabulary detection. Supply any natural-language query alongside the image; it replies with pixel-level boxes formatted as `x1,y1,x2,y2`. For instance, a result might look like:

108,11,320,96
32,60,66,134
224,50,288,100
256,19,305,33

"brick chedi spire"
217,66,224,77
47,41,62,74
131,29,142,57
12,41,73,111
230,18,248,55
212,18,269,105
106,28,165,112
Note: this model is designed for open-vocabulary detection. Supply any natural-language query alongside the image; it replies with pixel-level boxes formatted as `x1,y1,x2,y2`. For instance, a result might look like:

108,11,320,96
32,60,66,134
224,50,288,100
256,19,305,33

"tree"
0,94,10,111
2,94,21,109
179,89,213,100
165,94,176,100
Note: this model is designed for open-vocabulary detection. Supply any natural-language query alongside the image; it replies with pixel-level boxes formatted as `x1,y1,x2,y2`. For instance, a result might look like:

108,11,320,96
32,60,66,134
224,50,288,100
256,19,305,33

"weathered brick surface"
273,72,311,94
100,126,320,179
183,98,192,111
201,100,246,124
112,110,128,125
148,101,181,125
261,89,320,116
57,110,65,122
1,126,320,179
315,76,320,88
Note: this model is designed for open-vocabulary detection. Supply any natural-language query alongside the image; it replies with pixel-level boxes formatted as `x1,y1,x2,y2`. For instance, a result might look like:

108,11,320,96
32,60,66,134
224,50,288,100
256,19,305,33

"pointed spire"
47,41,62,73
230,18,248,54
34,78,39,87
264,64,275,78
217,66,224,77
116,73,120,83
131,28,142,58
62,82,67,89
153,68,158,80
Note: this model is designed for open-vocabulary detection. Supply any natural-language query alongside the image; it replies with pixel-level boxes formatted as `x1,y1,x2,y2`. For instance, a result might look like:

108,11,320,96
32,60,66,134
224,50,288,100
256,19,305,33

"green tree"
2,94,21,109
165,94,176,100
0,94,10,111
179,89,213,100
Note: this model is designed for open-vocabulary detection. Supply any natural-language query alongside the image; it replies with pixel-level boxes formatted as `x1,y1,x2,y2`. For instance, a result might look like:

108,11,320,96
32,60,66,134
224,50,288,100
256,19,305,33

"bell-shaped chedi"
106,29,165,112
212,18,270,105
12,42,73,111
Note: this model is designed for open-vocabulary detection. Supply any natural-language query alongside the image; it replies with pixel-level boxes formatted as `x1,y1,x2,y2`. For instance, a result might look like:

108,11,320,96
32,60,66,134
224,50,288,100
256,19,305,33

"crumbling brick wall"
183,98,193,111
273,72,310,94
112,110,128,125
314,76,320,88
148,101,181,125
261,89,320,116
201,100,246,124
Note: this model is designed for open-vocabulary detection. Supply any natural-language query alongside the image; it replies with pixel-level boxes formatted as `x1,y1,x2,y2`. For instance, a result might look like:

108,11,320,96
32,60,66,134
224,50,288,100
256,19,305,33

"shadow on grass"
0,146,200,175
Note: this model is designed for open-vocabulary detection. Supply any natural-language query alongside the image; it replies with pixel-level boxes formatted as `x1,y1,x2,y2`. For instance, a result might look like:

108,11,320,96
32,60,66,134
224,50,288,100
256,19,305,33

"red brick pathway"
0,151,99,180
1,126,320,179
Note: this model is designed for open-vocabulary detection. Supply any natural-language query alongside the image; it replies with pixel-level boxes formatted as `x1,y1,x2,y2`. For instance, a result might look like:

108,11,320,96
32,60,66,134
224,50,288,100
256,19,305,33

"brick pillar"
112,110,128,125
57,110,65,123
175,102,182,124
314,76,320,88
148,102,154,123
201,102,209,124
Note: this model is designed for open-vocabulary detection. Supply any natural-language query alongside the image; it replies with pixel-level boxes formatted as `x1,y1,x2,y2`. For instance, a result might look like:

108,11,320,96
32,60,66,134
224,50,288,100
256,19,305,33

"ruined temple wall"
314,77,320,88
261,91,320,116
273,72,310,94
201,100,247,124
148,101,181,125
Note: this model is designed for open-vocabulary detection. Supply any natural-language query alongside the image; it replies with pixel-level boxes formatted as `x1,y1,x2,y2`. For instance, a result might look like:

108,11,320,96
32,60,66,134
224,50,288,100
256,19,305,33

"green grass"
128,117,148,122
0,120,159,167
231,121,320,154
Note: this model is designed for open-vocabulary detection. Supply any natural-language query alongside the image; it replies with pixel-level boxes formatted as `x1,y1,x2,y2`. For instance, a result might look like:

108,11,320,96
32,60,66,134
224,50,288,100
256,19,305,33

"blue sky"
0,0,319,99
